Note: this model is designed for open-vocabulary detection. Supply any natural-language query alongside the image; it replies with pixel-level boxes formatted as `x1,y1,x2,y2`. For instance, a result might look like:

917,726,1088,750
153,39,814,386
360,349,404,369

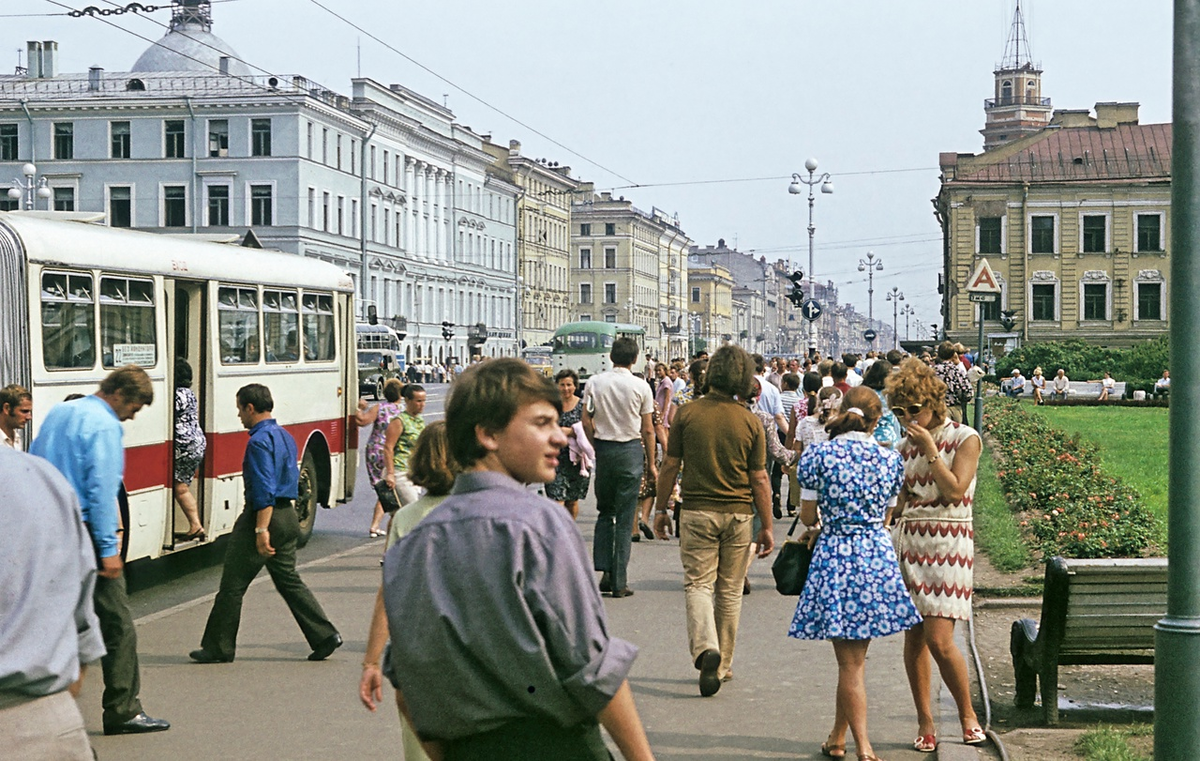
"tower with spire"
981,1,1053,151
171,0,213,33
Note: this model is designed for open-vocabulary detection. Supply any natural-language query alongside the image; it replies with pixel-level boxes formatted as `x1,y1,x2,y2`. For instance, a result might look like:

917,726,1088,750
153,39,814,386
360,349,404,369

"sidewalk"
78,495,993,760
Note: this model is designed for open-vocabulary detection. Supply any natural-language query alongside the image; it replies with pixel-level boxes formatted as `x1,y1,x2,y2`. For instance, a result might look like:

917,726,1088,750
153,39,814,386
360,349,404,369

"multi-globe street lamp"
886,287,904,350
901,303,915,342
7,163,52,210
857,250,883,347
788,158,834,356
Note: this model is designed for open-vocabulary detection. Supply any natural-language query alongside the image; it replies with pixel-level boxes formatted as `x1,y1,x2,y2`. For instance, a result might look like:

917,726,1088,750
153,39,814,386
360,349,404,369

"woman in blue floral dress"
789,386,922,761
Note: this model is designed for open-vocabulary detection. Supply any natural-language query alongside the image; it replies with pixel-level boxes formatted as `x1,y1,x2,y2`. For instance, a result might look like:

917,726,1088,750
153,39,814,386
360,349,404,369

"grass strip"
974,442,1032,573
1074,724,1152,761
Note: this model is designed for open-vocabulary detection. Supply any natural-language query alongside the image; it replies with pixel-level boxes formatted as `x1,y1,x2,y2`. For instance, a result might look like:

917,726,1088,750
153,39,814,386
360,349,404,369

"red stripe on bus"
124,442,173,493
201,418,346,479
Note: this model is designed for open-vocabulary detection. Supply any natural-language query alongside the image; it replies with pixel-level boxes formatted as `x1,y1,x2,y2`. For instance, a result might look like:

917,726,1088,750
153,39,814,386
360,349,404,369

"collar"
453,469,530,495
83,394,119,421
248,418,277,436
834,430,875,443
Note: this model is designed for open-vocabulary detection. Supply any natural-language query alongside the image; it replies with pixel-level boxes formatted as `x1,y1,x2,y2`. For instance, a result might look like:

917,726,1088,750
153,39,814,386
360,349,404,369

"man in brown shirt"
653,345,774,696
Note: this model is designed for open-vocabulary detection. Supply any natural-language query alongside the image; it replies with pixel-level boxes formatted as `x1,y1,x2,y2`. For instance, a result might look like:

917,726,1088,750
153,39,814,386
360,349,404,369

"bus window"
218,286,260,364
302,293,335,361
41,271,96,369
263,289,299,363
100,276,156,368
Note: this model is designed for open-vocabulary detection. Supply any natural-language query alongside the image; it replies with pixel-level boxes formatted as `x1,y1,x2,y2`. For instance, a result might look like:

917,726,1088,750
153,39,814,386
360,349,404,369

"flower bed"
982,398,1158,558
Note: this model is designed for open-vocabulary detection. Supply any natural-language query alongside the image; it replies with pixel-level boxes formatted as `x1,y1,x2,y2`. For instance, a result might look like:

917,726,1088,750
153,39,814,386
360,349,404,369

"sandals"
368,529,385,538
820,741,845,759
913,734,937,753
963,727,987,745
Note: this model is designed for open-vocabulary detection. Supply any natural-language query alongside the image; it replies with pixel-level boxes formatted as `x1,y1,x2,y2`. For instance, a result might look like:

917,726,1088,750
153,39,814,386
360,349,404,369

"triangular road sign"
966,258,1002,294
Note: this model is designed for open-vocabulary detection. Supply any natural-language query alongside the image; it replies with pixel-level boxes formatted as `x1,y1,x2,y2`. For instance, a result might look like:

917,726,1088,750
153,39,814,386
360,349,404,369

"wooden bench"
1010,556,1167,724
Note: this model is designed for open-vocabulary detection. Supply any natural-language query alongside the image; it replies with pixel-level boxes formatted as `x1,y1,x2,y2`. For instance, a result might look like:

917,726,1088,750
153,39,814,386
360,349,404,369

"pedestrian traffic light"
441,321,454,341
786,270,804,308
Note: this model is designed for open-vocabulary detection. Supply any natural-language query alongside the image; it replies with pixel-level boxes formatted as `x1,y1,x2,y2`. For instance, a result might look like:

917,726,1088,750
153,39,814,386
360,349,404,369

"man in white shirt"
751,354,788,518
582,338,656,598
0,384,31,450
842,354,863,388
1051,369,1070,402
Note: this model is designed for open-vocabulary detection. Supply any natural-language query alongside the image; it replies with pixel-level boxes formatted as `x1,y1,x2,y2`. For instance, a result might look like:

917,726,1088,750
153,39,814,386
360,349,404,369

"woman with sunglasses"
885,359,985,753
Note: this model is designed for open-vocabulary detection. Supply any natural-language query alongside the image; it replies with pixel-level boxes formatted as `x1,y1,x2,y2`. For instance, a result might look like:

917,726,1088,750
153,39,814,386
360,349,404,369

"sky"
2,0,1175,340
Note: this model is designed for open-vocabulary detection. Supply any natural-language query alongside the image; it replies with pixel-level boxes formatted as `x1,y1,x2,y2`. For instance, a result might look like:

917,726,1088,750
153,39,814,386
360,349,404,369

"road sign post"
801,299,822,322
863,328,877,345
966,258,1002,431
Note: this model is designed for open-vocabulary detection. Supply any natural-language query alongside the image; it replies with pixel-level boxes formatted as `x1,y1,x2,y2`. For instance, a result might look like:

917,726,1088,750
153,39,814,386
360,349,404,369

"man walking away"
30,366,169,735
654,345,775,696
190,384,341,664
583,337,656,598
0,446,106,758
0,383,32,449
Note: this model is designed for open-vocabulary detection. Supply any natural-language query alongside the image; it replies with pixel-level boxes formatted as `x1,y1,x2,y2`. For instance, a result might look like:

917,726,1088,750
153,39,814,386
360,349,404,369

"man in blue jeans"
582,337,656,598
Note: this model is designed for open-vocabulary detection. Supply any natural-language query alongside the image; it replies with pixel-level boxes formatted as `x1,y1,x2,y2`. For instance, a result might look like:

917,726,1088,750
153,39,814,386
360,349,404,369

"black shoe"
104,712,170,735
631,533,640,542
696,649,722,697
308,633,343,661
189,648,232,664
772,504,782,520
610,588,635,598
599,572,612,594
743,577,751,595
639,521,655,540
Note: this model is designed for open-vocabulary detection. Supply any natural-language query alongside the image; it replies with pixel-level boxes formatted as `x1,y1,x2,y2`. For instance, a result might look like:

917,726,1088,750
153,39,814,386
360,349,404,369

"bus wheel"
374,378,384,400
296,450,319,547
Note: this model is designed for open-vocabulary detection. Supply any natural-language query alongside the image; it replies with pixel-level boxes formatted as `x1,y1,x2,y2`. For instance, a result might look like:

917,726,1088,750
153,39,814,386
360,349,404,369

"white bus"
0,212,358,560
551,321,646,380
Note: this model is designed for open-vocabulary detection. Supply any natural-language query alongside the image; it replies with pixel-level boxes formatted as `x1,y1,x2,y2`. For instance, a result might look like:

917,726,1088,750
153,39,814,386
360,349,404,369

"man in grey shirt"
0,446,106,759
383,358,654,760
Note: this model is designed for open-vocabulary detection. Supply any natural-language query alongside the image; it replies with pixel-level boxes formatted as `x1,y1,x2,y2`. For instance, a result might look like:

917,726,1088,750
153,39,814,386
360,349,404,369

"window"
163,186,186,227
692,286,700,303
306,122,314,159
0,198,16,212
604,314,617,323
109,187,132,228
604,247,617,268
218,286,260,364
1137,214,1162,252
1,123,18,160
980,294,1000,321
1083,283,1107,320
580,283,592,303
1031,283,1056,320
40,272,95,369
323,192,331,232
165,120,185,158
383,150,389,185
604,283,616,304
579,314,591,322
323,129,329,165
1030,215,1055,254
605,223,615,236
1082,215,1107,253
262,290,299,363
53,187,75,212
207,185,230,226
307,188,316,229
1138,282,1163,320
250,185,273,226
100,277,156,368
302,293,336,361
336,135,342,170
251,118,272,156
110,121,131,159
978,216,1002,254
208,119,229,157
580,223,591,236
54,123,73,159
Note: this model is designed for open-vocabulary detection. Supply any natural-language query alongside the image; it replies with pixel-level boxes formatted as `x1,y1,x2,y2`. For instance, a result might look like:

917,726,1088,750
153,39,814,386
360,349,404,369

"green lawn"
1038,406,1168,527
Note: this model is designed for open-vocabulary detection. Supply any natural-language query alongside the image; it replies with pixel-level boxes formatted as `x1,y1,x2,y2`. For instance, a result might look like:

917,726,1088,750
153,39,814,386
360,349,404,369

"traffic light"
441,321,454,341
999,310,1017,332
786,270,804,308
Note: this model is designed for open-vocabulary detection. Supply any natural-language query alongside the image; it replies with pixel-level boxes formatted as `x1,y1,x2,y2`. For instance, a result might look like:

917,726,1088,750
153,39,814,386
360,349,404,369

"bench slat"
1069,584,1168,597
1065,559,1168,571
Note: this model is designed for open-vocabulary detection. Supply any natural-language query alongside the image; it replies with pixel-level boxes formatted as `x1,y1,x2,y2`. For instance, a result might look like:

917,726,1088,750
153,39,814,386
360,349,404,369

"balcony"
985,95,1052,109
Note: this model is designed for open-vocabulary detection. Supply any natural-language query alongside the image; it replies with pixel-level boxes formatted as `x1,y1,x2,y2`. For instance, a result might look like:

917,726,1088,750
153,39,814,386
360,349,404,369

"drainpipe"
359,121,376,319
1021,181,1030,341
20,100,35,165
185,97,198,233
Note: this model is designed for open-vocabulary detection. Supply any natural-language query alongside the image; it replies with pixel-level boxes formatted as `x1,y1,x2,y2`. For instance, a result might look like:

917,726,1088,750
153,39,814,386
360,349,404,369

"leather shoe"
308,633,343,661
598,572,612,594
104,712,170,735
772,503,782,520
610,588,635,598
189,648,232,664
696,648,722,697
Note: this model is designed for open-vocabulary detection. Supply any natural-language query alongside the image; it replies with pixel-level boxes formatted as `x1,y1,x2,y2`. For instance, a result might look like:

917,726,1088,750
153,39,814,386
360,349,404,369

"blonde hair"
884,358,948,425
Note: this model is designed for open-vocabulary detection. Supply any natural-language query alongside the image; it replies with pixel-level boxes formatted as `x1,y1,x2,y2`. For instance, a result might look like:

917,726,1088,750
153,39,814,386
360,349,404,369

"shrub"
983,399,1158,558
995,336,1169,393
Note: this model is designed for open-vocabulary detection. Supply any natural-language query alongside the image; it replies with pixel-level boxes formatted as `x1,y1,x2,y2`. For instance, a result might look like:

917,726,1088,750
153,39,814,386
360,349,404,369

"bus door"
168,280,209,546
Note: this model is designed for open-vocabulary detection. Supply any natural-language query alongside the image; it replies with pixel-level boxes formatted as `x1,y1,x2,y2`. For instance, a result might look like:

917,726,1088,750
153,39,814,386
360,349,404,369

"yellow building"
570,192,691,359
484,139,580,349
687,259,734,354
937,103,1170,351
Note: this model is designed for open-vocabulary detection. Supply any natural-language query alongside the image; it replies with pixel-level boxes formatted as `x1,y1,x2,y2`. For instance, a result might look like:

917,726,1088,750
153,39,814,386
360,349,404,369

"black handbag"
373,480,403,514
772,510,814,596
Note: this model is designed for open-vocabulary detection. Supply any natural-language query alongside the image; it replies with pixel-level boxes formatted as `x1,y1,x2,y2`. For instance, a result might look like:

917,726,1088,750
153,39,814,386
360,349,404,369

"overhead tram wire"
601,165,939,192
302,0,638,187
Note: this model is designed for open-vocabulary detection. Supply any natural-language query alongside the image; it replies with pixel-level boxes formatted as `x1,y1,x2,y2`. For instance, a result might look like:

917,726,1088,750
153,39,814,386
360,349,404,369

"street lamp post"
7,163,53,210
857,251,883,349
886,287,904,350
901,304,915,342
789,158,834,357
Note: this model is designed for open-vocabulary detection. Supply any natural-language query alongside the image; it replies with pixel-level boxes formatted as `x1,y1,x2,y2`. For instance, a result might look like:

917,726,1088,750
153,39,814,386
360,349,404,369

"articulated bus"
0,212,358,560
551,321,646,380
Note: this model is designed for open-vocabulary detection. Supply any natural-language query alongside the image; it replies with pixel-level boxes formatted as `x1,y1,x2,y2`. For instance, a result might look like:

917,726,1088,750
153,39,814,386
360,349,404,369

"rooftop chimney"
40,41,58,78
26,41,42,78
508,139,521,156
88,66,104,91
219,56,231,75
1095,102,1140,129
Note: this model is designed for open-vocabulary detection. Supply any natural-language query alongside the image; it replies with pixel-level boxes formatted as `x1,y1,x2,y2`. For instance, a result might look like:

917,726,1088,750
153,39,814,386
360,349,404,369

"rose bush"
983,398,1157,558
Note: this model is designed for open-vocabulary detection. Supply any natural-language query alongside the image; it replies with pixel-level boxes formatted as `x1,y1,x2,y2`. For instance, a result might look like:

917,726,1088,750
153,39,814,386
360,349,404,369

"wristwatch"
254,527,269,535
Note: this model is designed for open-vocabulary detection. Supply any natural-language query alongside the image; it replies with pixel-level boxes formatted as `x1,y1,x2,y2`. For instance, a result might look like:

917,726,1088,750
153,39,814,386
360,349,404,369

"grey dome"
131,23,252,76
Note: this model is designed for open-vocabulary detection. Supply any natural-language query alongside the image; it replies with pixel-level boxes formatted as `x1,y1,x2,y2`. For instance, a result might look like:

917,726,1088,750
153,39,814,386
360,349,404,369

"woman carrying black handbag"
786,387,922,761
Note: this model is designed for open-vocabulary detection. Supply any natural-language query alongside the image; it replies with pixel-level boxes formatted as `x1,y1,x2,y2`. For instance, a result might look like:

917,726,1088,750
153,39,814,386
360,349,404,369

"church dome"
131,21,252,76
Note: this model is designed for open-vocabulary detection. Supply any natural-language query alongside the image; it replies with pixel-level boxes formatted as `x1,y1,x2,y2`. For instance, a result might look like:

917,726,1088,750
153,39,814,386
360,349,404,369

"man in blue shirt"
190,383,340,664
30,366,169,736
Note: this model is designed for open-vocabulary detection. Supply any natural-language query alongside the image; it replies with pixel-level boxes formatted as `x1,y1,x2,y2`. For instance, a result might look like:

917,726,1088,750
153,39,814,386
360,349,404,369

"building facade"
0,1,519,362
686,259,734,355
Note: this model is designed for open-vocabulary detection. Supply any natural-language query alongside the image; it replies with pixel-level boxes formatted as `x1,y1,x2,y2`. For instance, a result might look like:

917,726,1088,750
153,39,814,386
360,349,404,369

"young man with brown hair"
383,359,654,760
0,383,31,449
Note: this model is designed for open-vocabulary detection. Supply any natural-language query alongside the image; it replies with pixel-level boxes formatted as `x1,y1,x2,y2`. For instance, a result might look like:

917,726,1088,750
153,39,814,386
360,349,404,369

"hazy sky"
3,0,1174,338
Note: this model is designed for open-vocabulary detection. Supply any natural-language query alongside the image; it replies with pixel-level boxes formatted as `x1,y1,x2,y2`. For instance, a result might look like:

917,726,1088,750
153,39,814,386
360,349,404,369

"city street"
79,384,990,760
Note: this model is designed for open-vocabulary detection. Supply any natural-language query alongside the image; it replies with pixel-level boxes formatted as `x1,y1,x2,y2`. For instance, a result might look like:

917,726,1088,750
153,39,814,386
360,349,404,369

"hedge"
994,336,1169,396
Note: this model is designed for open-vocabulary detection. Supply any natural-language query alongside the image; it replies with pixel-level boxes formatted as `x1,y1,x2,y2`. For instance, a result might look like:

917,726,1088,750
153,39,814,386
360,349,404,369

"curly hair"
703,345,755,398
884,357,947,424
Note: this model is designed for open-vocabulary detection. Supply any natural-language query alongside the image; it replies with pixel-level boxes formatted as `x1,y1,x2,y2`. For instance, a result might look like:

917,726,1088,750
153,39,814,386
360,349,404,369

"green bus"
551,321,646,380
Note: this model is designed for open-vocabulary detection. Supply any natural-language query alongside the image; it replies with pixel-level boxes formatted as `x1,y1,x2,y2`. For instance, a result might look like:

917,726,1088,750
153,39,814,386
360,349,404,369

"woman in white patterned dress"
886,359,985,753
